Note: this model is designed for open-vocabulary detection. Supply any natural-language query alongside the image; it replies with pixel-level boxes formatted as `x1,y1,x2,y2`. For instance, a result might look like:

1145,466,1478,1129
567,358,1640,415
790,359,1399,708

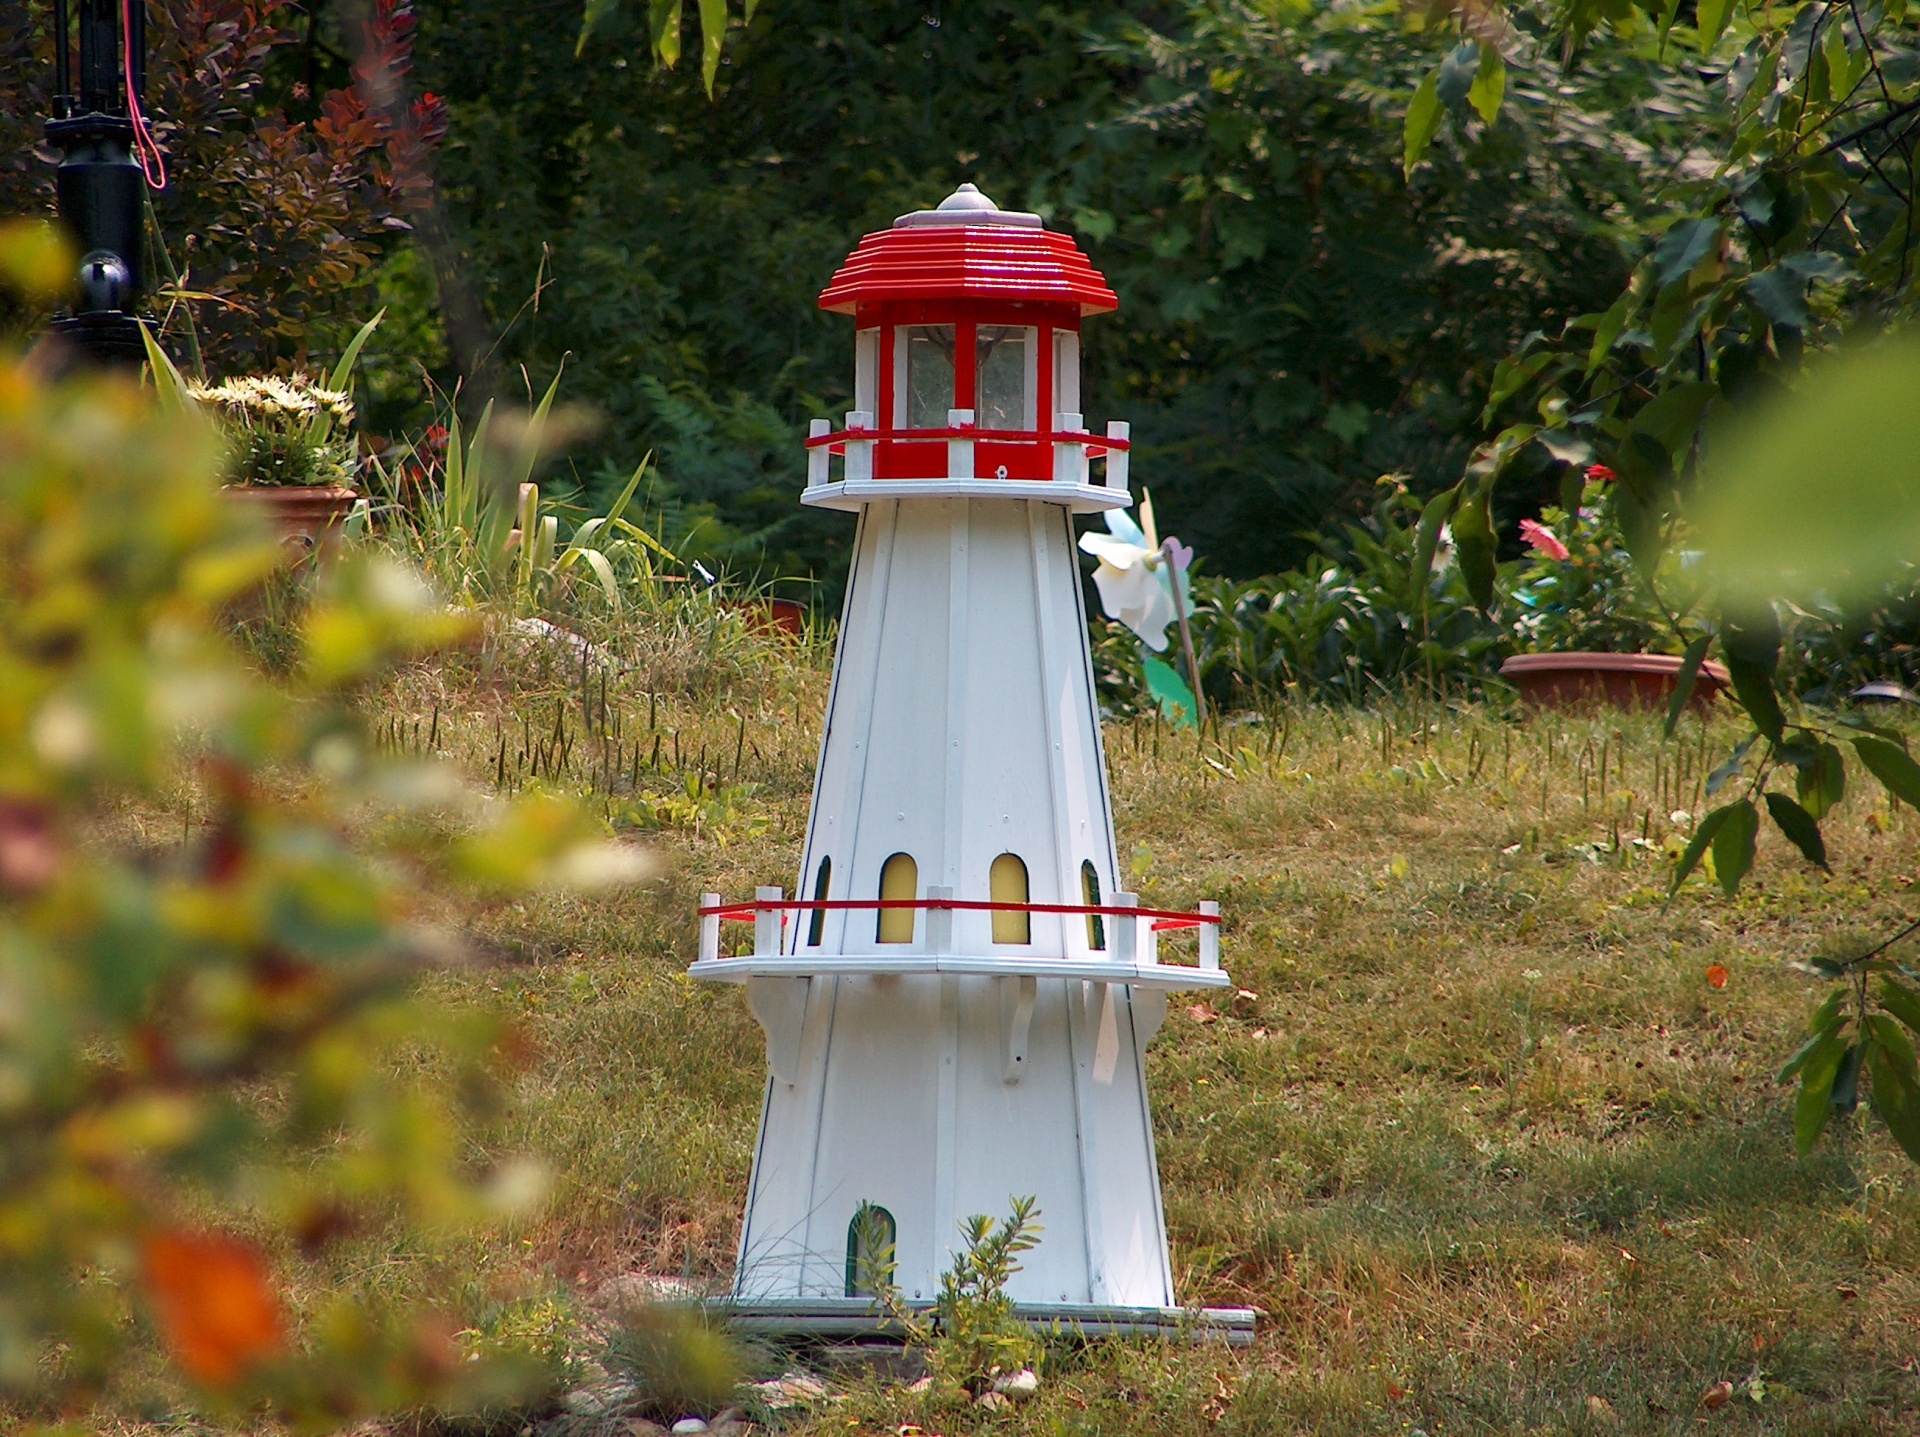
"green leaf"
1413,484,1460,586
1866,1016,1920,1162
1854,736,1920,809
1654,217,1721,286
1586,288,1636,375
1692,337,1920,606
1797,742,1846,820
1778,994,1847,1083
650,0,683,66
1468,43,1505,125
1664,635,1713,738
577,0,620,53
1695,0,1735,52
1721,606,1781,670
1881,978,1920,1039
698,0,728,94
1628,380,1717,454
1671,803,1735,895
1712,797,1759,897
1707,733,1758,797
1403,70,1443,177
1746,266,1810,330
1726,656,1785,741
326,309,385,394
1452,485,1497,611
1766,792,1830,870
1793,1033,1847,1152
1830,1038,1864,1114
140,324,195,412
1435,41,1480,110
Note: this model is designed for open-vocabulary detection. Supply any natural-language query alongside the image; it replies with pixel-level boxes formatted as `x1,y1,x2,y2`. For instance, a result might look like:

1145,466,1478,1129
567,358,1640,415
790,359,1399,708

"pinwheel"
1078,492,1207,726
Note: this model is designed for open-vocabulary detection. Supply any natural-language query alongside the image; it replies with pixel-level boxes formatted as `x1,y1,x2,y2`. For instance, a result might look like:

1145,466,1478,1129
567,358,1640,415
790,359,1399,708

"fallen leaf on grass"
1706,964,1729,989
141,1228,284,1386
1585,1395,1617,1422
1702,1379,1734,1410
1187,1003,1219,1024
1385,1378,1408,1400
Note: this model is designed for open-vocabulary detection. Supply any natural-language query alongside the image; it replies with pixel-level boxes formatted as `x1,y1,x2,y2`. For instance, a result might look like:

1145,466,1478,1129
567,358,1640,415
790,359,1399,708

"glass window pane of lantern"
903,325,956,428
975,325,1032,430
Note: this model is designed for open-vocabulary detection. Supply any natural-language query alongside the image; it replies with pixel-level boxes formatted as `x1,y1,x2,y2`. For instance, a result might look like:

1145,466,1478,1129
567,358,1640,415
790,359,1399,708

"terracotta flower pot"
222,485,359,558
1500,651,1731,713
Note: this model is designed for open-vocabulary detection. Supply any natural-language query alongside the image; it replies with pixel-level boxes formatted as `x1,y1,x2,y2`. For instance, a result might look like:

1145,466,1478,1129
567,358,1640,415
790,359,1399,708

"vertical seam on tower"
794,499,898,1293
1033,500,1106,1302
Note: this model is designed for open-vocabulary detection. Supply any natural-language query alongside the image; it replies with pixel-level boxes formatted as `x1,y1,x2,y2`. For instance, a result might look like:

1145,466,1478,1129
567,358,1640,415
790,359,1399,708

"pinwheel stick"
1162,537,1206,729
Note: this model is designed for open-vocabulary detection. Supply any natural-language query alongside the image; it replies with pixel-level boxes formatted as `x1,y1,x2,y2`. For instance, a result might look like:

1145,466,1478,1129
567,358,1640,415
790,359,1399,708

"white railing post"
754,886,783,957
1112,891,1138,964
1142,914,1159,967
1199,900,1220,971
845,410,874,481
699,892,722,964
806,418,831,489
947,408,975,480
1105,420,1131,495
926,885,954,954
1055,412,1086,485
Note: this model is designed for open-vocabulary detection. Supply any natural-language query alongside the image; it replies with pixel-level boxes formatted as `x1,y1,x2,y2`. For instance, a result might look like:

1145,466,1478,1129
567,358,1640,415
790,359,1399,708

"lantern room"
804,184,1132,506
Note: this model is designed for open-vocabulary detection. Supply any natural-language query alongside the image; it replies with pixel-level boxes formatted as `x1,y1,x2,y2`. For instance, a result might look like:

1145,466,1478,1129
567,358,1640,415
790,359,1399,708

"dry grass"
334,641,1920,1436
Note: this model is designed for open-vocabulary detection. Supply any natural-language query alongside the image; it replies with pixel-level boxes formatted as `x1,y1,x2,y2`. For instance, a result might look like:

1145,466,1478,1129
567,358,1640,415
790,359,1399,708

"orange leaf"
1706,964,1729,989
141,1229,285,1386
1702,1379,1734,1410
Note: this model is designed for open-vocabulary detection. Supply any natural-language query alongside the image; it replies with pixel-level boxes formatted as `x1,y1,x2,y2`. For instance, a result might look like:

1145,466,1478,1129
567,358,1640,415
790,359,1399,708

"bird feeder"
693,185,1254,1342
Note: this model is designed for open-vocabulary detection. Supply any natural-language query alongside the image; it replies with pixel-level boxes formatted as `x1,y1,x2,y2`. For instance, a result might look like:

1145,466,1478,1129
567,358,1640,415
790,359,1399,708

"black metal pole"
46,0,149,367
52,0,71,117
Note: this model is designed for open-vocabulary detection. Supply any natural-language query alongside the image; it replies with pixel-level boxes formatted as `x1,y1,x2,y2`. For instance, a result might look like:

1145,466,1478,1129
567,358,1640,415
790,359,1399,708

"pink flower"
1520,518,1570,561
1584,463,1617,483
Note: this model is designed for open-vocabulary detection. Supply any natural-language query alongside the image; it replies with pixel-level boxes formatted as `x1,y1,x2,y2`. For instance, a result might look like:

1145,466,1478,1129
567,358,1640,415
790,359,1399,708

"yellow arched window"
877,853,917,944
990,853,1030,945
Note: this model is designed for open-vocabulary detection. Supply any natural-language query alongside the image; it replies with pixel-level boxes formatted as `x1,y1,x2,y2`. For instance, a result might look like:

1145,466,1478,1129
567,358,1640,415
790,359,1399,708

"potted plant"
190,372,363,553
1498,468,1728,712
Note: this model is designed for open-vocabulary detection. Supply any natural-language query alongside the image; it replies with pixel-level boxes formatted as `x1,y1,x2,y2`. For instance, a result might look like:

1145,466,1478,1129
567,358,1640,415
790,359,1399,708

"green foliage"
1411,0,1920,1168
847,1197,1043,1401
407,0,1655,585
0,291,649,1423
600,1303,744,1421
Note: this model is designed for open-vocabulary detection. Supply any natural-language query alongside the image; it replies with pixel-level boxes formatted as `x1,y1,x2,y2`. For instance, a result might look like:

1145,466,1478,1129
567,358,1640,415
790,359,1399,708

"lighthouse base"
715,1296,1259,1346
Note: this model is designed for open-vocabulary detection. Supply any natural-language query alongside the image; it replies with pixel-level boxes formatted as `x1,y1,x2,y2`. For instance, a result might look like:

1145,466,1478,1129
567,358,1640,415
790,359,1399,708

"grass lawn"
351,629,1920,1437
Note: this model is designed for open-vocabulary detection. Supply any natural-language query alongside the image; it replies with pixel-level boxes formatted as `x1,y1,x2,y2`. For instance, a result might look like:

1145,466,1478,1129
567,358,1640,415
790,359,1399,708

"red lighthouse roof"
819,184,1118,317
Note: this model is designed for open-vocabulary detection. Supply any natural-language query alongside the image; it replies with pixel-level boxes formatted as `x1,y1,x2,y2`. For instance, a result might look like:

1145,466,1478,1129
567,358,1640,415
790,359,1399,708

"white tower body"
692,187,1250,1339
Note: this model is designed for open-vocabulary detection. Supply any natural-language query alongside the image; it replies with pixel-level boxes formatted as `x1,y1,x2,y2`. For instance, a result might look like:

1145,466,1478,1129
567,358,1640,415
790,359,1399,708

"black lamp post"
46,0,153,367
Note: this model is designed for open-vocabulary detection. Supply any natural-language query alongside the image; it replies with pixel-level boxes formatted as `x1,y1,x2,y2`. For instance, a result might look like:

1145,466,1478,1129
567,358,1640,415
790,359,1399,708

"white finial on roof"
895,182,1043,229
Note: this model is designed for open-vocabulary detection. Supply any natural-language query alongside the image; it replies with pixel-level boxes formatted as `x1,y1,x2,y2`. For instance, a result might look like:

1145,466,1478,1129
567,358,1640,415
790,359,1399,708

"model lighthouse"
693,185,1249,1338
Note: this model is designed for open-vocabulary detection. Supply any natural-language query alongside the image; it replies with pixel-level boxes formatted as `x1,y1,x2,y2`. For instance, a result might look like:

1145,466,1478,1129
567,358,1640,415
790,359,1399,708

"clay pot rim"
1501,651,1730,683
220,484,361,499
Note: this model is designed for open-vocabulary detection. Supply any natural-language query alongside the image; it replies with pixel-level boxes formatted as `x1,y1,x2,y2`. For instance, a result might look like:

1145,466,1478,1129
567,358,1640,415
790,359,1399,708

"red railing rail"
695,890,1221,970
697,896,1211,924
804,425,1130,452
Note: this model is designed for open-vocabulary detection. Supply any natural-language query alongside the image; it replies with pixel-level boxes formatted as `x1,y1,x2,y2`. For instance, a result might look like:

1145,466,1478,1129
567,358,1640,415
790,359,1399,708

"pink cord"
122,0,167,189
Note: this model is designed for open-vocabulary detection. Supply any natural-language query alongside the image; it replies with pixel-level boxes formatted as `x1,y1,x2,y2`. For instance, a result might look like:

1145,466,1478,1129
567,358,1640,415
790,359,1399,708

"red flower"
1519,518,1570,561
1584,463,1617,483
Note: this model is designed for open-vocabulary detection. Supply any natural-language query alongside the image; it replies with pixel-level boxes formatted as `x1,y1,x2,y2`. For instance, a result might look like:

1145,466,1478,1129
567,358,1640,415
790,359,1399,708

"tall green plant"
0,257,650,1425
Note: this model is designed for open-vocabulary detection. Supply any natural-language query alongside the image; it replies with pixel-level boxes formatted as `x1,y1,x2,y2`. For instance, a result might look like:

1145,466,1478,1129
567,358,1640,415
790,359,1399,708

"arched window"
1082,861,1106,951
845,1203,897,1297
877,853,917,944
990,853,1030,945
806,856,831,947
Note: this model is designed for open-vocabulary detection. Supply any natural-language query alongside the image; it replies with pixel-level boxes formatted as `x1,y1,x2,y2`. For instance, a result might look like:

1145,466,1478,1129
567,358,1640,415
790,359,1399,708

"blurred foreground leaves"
0,348,648,1426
